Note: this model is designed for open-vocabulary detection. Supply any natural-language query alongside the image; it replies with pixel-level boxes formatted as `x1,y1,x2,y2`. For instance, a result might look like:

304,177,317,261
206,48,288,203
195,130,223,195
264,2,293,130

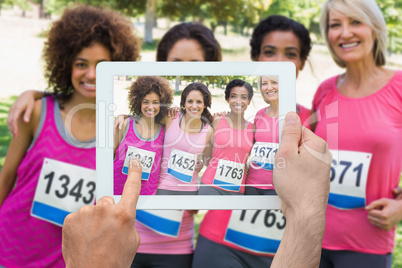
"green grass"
395,221,402,268
141,38,160,52
193,211,205,245
0,96,16,170
394,177,402,268
0,95,401,265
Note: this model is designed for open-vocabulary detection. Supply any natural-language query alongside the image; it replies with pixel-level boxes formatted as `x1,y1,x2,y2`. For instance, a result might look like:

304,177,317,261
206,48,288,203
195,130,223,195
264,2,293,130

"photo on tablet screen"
97,62,295,209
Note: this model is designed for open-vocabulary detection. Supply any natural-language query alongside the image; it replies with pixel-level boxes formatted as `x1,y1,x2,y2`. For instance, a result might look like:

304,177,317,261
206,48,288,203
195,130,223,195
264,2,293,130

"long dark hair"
180,82,213,125
157,22,222,61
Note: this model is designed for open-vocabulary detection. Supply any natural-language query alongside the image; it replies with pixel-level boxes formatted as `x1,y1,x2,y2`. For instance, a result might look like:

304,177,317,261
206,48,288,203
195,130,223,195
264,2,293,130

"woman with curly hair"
113,76,173,196
0,5,140,267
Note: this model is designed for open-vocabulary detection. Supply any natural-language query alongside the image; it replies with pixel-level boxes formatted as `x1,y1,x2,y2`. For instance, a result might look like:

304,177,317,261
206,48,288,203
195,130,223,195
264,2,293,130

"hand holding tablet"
272,112,331,268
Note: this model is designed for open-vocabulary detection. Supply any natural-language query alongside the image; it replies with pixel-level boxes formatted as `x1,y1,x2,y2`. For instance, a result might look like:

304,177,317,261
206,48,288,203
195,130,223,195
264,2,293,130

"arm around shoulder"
7,90,45,137
0,99,42,207
114,118,128,156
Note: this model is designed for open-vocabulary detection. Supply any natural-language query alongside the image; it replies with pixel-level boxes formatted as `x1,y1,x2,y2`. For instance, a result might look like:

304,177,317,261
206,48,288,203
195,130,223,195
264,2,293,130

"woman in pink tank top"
314,1,402,266
199,79,254,195
0,6,140,267
111,23,221,268
113,76,173,196
113,83,214,268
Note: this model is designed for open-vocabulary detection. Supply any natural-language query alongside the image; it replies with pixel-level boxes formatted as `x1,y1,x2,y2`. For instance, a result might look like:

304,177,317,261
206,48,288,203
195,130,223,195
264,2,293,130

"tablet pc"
96,62,295,209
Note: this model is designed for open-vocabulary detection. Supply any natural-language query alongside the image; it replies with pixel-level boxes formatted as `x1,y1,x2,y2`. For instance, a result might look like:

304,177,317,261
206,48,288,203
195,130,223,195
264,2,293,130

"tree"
145,0,157,43
377,0,402,53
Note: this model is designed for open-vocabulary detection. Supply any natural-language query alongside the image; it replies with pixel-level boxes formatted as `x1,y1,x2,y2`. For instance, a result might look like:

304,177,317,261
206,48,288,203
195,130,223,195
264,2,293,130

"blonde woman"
314,0,402,266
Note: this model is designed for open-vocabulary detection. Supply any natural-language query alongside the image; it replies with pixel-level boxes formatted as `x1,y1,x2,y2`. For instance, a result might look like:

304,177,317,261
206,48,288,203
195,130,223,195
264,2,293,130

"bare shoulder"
30,98,44,135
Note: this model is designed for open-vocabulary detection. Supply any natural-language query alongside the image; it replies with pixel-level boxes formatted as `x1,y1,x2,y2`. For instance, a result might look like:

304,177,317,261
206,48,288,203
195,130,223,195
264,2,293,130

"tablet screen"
97,62,295,209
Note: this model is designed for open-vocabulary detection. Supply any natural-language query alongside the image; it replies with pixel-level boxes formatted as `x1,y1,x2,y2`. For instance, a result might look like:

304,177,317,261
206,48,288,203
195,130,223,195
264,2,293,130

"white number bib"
31,158,96,226
249,142,279,171
136,210,184,237
329,150,372,209
167,149,197,183
213,159,245,192
122,146,156,181
224,210,285,254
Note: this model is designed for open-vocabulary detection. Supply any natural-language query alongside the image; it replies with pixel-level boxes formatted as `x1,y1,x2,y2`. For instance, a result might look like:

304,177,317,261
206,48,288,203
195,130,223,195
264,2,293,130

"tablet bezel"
96,62,295,209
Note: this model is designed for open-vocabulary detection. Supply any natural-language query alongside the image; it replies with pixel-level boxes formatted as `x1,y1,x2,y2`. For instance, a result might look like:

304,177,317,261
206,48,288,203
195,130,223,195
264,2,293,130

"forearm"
272,209,326,268
0,175,16,208
31,90,46,99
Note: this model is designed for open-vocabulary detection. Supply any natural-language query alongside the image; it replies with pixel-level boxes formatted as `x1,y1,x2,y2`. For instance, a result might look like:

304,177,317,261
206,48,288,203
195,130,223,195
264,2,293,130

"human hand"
393,187,402,200
7,90,42,137
273,112,331,220
195,160,204,173
187,210,199,215
366,198,402,231
244,165,249,177
62,159,142,268
168,106,181,119
113,114,128,136
213,111,229,116
271,112,331,268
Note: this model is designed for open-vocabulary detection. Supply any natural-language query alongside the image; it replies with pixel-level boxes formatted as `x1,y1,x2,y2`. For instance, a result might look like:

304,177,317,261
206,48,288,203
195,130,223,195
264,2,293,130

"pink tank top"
201,116,253,193
199,115,276,257
113,117,164,195
137,115,210,254
136,210,195,254
297,103,311,130
0,96,96,267
246,108,278,190
158,115,210,192
200,106,312,257
313,72,402,254
246,105,310,189
199,210,271,255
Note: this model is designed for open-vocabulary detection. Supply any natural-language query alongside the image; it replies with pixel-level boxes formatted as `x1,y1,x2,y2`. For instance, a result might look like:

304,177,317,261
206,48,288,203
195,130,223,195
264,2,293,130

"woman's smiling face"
258,30,305,78
327,10,375,65
260,76,278,104
184,90,206,119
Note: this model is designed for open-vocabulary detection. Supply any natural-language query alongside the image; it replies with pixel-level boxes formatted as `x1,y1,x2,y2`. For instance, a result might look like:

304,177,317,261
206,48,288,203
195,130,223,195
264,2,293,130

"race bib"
224,210,285,254
329,150,372,209
31,158,96,226
122,146,156,181
136,210,184,237
213,159,245,192
249,142,279,171
167,149,197,183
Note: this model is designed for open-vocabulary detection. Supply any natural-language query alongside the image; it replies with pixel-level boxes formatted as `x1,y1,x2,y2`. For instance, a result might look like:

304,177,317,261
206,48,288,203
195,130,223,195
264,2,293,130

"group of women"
0,0,401,268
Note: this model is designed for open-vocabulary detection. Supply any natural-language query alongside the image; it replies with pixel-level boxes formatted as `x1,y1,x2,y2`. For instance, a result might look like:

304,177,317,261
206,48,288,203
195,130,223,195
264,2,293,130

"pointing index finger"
119,159,142,217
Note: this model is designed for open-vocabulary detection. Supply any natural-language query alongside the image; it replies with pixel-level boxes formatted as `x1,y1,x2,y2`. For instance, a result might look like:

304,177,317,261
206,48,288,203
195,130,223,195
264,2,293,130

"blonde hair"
319,0,387,67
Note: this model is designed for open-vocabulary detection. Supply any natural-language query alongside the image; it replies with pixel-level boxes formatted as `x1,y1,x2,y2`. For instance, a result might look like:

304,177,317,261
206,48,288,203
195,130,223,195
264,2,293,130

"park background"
0,0,401,266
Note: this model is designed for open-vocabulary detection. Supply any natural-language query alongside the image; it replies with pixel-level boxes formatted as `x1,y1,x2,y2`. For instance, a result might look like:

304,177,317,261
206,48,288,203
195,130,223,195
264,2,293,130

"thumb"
119,159,142,217
276,112,301,159
392,187,402,200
